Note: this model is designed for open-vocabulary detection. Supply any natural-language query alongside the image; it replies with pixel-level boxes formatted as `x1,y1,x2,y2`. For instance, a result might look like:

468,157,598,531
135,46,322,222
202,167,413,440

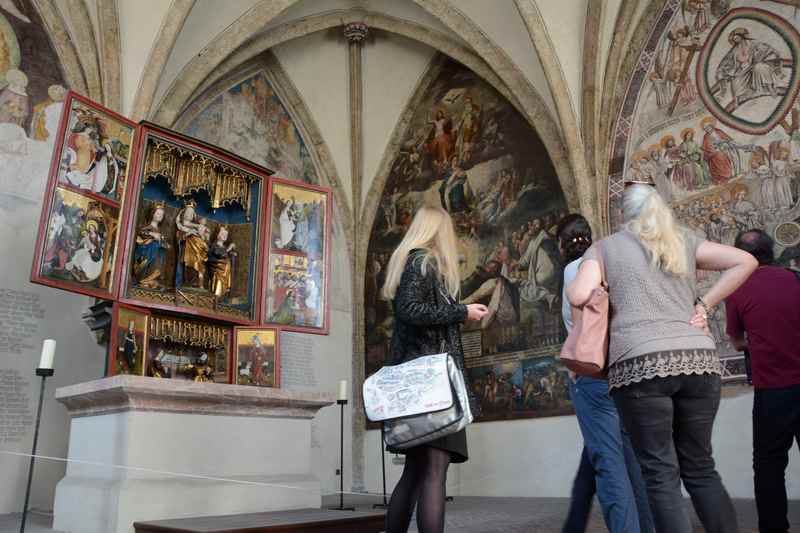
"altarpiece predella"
31,91,334,385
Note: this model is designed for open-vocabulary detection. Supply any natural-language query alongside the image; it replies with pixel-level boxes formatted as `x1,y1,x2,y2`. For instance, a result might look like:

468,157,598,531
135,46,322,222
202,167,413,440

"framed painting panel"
118,123,270,325
263,177,332,334
31,91,137,300
108,303,149,377
233,327,280,388
144,313,232,383
33,186,121,298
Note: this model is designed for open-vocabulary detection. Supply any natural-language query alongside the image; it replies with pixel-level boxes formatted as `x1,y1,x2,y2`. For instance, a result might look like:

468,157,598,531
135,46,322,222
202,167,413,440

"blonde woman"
567,181,756,533
382,206,488,533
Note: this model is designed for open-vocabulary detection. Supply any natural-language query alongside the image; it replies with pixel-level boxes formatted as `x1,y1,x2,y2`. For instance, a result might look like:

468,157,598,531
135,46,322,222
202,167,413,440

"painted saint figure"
701,118,741,184
133,203,169,289
65,219,104,282
439,157,472,213
208,225,237,299
455,96,481,162
176,200,210,289
60,118,120,196
119,320,138,371
716,27,784,110
276,198,296,249
427,109,453,168
0,69,30,128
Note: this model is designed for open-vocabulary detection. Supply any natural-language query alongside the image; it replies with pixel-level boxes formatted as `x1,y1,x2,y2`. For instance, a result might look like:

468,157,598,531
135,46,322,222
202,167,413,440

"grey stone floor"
3,497,800,532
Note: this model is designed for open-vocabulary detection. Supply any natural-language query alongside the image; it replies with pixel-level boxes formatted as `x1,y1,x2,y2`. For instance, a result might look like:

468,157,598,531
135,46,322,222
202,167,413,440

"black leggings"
385,445,451,533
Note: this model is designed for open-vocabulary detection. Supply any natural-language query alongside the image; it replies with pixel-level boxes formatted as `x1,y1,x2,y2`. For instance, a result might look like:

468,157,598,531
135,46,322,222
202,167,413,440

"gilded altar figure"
133,202,169,289
207,225,237,299
175,200,210,289
148,350,172,378
182,352,214,382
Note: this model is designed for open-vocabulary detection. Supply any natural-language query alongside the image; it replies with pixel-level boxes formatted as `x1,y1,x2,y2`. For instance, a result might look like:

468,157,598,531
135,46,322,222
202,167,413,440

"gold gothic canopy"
149,315,229,349
142,138,259,216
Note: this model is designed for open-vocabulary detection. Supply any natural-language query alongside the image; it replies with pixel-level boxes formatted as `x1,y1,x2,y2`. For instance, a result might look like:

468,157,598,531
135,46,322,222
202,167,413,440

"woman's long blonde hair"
382,206,461,300
623,184,689,276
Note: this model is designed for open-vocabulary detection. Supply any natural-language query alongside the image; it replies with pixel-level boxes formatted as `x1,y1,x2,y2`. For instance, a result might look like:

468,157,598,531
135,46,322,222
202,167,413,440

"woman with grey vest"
566,181,756,533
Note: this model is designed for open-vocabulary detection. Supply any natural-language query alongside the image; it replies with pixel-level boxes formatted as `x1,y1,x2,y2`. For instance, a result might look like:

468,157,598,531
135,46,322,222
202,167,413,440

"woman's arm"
695,240,757,309
394,260,486,325
566,259,602,307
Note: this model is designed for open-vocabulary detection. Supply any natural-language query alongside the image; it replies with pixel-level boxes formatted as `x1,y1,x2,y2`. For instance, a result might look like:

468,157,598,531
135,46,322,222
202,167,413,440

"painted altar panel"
181,70,318,184
233,326,280,387
364,59,571,423
262,178,332,334
108,303,149,376
31,91,136,299
119,124,269,325
609,0,800,358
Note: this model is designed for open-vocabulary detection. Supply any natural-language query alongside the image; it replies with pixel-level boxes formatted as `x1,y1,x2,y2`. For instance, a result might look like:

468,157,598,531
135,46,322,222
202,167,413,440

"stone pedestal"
52,375,334,533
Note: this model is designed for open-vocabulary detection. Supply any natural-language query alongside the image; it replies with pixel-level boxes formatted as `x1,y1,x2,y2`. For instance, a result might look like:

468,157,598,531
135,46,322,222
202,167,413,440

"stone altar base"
52,376,334,533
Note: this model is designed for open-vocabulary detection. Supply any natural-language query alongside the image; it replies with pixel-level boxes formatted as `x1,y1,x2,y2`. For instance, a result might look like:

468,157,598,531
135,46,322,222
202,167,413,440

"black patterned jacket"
388,250,479,413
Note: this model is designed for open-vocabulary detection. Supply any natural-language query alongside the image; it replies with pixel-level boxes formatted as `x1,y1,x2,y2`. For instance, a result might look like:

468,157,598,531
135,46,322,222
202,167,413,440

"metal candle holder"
329,399,355,511
19,368,54,533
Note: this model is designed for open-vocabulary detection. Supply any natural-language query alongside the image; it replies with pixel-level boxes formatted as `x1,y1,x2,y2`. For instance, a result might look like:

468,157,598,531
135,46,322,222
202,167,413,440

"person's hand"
466,303,489,321
689,304,711,335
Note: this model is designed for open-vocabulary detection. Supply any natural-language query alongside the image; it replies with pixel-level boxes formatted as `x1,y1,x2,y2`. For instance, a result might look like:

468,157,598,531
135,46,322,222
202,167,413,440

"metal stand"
328,399,355,511
20,368,53,533
373,423,388,509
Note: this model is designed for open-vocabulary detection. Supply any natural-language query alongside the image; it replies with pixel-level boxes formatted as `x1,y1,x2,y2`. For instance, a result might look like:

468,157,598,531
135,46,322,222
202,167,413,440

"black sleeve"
394,256,468,326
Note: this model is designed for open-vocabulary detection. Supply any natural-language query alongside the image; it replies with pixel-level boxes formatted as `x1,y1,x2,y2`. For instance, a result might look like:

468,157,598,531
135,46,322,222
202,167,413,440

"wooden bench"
133,508,386,533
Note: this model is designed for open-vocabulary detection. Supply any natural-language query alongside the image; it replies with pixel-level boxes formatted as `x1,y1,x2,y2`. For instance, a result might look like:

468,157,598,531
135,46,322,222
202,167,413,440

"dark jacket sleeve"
394,256,468,326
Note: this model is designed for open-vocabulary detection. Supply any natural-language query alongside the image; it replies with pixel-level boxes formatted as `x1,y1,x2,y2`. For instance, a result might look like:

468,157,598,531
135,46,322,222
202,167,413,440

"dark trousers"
753,383,800,533
612,373,738,533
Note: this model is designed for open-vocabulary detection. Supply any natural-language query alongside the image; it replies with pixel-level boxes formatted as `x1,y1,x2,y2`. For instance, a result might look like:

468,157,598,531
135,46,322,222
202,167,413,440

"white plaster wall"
279,225,354,497
0,108,106,513
117,0,172,115
454,0,559,123
536,0,587,126
364,390,800,499
362,33,436,204
272,33,351,207
153,0,262,112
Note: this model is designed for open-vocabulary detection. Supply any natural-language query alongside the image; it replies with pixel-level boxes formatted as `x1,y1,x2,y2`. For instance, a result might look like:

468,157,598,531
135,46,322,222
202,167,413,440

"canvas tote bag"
363,352,473,449
559,243,608,378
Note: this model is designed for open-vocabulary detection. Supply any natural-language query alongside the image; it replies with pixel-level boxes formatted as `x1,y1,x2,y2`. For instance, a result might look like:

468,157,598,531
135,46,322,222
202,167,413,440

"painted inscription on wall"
0,289,44,354
0,369,31,443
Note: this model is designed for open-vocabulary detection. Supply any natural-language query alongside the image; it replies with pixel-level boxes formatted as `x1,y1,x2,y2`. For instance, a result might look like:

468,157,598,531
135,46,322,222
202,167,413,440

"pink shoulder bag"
559,244,608,378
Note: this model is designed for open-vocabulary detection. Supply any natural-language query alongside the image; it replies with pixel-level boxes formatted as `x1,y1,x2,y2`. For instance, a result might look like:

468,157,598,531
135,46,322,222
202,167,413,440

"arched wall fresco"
177,69,318,184
608,0,800,360
364,58,571,422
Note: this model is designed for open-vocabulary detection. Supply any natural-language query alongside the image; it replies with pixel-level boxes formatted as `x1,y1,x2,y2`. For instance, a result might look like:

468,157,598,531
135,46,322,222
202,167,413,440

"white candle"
39,339,56,370
338,380,347,401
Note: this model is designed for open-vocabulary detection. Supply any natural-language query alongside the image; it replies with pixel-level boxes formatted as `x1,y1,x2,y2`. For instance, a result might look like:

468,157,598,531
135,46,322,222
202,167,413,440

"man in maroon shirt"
726,229,800,533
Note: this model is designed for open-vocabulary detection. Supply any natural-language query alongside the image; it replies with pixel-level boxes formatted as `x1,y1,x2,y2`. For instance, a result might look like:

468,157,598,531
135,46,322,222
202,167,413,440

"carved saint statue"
207,225,237,299
133,202,169,289
148,350,172,378
175,200,210,289
182,352,214,382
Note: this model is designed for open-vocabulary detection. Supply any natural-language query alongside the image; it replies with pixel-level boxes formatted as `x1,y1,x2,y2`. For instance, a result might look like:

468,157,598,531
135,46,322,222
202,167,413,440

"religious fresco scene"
0,0,68,226
182,70,318,184
364,58,572,422
610,0,800,357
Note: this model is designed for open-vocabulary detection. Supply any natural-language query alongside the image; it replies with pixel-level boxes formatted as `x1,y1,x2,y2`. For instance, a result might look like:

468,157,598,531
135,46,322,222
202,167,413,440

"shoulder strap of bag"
595,241,607,287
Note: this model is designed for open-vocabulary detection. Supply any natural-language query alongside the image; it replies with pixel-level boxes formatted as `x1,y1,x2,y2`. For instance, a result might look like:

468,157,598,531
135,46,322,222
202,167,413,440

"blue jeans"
567,376,654,533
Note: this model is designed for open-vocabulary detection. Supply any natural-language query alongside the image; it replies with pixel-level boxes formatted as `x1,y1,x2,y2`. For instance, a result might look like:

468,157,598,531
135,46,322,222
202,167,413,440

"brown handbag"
559,244,608,378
